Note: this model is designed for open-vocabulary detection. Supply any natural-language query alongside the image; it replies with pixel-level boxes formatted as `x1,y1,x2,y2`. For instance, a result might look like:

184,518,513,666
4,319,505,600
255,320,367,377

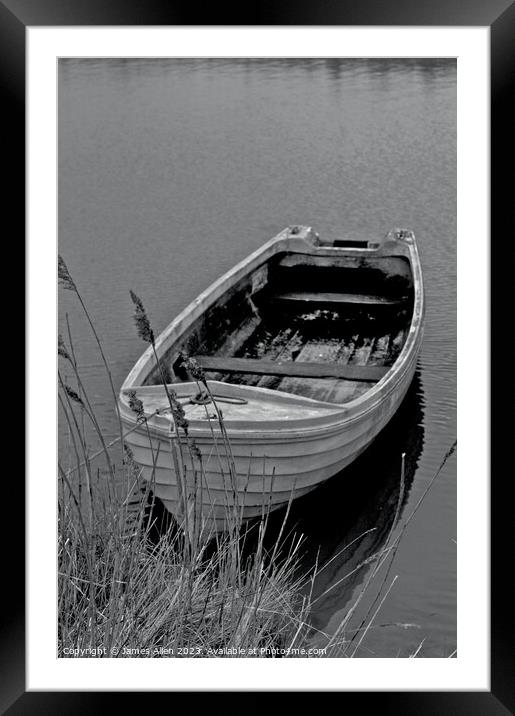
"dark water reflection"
58,58,456,657
254,370,425,656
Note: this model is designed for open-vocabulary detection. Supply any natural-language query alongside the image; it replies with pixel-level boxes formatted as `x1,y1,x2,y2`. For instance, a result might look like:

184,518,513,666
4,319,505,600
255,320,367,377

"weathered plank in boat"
388,328,407,364
257,329,303,389
327,335,361,403
277,254,364,269
193,356,388,382
208,314,262,381
273,291,405,306
217,314,261,358
276,253,413,285
350,336,375,366
278,339,342,401
368,335,390,365
236,326,302,388
345,337,377,402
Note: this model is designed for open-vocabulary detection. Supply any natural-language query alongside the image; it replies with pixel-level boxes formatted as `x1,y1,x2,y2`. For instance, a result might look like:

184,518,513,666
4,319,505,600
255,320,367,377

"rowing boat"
119,225,424,532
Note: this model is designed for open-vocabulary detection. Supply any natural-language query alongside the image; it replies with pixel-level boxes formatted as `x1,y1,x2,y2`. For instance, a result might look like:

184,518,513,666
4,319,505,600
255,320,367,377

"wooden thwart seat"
193,356,389,382
272,291,405,307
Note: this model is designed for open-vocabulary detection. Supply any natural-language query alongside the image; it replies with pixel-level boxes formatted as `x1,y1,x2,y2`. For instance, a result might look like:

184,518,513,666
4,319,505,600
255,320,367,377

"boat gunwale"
119,347,418,440
119,225,423,431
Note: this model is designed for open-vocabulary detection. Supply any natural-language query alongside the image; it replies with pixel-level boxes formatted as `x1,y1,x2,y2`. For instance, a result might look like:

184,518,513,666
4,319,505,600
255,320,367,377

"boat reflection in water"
142,369,425,653
260,369,425,652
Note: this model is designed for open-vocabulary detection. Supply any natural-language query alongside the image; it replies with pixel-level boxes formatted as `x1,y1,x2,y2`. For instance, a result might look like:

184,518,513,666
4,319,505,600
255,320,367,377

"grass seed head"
170,396,189,435
129,290,155,344
63,384,84,406
125,389,146,423
58,334,71,362
187,438,202,461
58,255,77,292
181,356,206,384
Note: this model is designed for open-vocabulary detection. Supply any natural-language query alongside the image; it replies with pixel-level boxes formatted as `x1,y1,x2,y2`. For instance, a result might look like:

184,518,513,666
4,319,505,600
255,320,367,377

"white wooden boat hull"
120,226,424,532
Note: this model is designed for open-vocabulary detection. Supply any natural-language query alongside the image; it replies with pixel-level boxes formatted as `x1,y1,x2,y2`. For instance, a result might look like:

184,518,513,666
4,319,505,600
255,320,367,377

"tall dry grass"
58,257,318,657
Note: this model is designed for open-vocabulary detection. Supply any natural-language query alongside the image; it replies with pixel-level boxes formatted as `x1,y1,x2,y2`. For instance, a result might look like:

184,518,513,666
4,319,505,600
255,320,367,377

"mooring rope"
187,391,248,406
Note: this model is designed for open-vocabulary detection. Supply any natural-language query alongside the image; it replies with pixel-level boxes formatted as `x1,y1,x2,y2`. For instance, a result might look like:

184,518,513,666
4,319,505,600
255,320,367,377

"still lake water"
58,58,456,657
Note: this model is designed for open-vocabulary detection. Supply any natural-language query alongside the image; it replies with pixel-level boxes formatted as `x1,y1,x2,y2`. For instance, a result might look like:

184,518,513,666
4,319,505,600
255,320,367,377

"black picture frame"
5,0,513,712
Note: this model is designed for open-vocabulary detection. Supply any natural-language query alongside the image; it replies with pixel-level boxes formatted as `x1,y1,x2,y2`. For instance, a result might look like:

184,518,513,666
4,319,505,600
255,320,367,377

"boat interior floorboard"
199,304,409,404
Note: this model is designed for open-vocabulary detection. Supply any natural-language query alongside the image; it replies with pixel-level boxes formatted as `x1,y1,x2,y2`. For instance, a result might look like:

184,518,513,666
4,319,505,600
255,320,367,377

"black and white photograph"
0,0,506,705
57,55,457,661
